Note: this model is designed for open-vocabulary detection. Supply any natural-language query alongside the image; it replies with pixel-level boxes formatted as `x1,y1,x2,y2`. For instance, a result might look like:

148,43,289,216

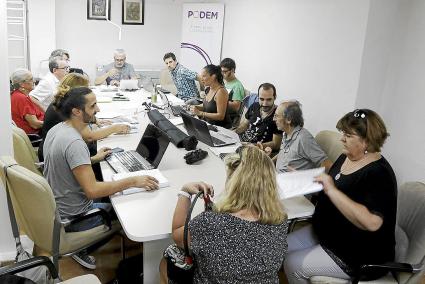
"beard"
82,110,94,124
261,105,273,112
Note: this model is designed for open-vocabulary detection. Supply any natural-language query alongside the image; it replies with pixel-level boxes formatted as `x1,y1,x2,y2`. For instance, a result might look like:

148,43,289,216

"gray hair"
283,100,304,127
11,68,32,88
50,49,69,60
48,56,64,73
114,49,126,57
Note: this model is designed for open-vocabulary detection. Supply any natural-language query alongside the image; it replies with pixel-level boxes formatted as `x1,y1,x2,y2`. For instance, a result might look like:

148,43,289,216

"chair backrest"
314,130,344,163
242,92,258,110
395,182,425,284
11,125,41,175
0,156,56,254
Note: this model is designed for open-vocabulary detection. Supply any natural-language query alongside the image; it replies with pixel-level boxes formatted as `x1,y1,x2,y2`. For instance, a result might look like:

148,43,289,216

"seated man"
273,100,332,172
235,83,282,152
220,58,245,112
163,52,201,102
43,87,158,269
95,49,137,86
30,56,69,111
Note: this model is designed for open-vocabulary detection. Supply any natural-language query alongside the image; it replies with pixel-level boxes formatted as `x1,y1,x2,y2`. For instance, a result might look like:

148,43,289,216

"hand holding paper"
276,167,325,199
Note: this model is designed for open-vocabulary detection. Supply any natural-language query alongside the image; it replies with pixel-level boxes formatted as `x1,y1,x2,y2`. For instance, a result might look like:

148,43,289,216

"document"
208,145,240,156
96,111,124,119
112,169,170,195
276,167,325,199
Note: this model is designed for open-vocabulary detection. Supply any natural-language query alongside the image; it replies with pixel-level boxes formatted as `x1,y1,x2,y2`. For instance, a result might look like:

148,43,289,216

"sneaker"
72,251,96,269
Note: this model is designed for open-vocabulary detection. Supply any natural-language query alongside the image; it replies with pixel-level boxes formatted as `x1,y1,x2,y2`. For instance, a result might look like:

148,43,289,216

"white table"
95,87,314,283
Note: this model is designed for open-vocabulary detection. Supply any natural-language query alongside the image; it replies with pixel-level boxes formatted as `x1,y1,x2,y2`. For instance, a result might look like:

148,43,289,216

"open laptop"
119,79,139,90
105,124,170,173
157,89,186,116
181,112,237,147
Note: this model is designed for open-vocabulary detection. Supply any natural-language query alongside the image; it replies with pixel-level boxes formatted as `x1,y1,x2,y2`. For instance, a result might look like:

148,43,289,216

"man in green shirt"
220,58,245,113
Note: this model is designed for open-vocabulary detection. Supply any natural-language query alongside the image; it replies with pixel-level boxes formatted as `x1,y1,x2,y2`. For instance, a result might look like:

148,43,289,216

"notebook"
112,169,169,195
105,124,170,173
181,112,237,147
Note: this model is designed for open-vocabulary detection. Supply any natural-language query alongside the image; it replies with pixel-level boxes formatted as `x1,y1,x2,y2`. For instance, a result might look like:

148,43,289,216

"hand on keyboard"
92,147,112,163
130,175,159,191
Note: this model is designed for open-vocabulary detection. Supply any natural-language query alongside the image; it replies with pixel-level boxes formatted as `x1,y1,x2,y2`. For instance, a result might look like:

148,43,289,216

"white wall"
0,1,16,262
55,0,183,82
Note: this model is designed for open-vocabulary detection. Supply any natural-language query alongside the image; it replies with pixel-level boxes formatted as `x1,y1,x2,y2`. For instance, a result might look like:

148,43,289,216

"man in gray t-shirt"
95,49,137,86
273,101,332,173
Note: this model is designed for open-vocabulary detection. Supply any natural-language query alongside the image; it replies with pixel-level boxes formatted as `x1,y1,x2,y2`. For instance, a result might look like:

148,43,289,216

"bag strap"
3,164,22,247
183,191,213,257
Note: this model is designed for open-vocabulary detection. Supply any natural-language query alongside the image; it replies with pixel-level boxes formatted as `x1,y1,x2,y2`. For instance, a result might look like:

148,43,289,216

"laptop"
119,79,139,90
157,89,186,116
180,112,237,147
105,124,170,173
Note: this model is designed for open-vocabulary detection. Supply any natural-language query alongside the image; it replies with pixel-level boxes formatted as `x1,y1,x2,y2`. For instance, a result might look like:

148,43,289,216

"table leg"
143,237,173,284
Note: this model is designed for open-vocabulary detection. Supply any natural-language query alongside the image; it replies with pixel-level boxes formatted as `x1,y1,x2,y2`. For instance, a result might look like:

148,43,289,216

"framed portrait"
122,0,145,25
87,0,111,21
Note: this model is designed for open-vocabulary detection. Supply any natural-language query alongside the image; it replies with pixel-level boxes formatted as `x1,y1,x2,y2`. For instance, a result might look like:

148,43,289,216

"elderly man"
30,56,69,111
273,101,332,172
95,49,137,86
235,83,282,152
163,52,201,102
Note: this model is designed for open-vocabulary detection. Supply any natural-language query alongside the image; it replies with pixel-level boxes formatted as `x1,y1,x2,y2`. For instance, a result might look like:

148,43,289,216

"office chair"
309,182,425,284
0,156,121,273
12,125,42,175
0,256,101,283
315,130,344,163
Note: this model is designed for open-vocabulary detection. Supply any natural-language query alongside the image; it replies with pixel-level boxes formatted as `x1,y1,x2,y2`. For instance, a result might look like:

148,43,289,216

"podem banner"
180,3,225,73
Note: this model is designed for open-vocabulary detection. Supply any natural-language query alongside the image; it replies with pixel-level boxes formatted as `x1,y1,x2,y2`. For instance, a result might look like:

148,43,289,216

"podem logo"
188,10,218,19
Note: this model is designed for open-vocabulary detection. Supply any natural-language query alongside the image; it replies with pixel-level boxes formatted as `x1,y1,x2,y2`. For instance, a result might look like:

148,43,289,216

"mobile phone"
112,96,130,101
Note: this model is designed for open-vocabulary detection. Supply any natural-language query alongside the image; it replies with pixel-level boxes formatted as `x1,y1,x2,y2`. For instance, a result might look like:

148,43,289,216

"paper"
276,167,325,199
96,111,124,119
208,145,240,156
112,169,169,195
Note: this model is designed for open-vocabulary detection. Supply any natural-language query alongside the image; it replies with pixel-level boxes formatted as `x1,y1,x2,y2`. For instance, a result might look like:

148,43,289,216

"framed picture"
87,0,111,21
122,0,145,25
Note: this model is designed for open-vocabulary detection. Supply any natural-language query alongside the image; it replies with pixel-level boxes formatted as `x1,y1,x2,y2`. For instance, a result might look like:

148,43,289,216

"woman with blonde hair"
160,146,288,283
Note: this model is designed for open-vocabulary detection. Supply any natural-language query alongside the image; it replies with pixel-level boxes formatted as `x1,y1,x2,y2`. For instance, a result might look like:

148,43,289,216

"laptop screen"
135,124,170,168
157,89,169,106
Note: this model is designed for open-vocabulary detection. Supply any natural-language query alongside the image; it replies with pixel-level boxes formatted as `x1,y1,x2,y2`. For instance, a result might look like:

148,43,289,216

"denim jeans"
65,203,116,232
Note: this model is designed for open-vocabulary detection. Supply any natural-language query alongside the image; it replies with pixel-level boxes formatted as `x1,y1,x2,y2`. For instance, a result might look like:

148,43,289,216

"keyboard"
107,151,153,173
212,136,226,146
170,105,185,116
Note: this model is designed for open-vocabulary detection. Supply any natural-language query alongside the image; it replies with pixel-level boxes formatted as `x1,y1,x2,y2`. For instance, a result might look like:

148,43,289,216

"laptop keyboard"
114,152,153,172
170,105,185,116
212,136,226,145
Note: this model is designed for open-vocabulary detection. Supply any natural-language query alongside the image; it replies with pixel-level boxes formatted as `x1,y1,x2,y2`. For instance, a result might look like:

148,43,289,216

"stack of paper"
276,167,325,199
112,169,169,195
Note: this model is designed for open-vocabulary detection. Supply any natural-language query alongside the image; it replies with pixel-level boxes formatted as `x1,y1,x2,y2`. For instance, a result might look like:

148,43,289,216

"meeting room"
0,0,424,283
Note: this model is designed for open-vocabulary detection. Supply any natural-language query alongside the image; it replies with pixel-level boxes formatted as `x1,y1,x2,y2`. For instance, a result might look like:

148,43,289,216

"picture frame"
122,0,145,25
87,0,111,21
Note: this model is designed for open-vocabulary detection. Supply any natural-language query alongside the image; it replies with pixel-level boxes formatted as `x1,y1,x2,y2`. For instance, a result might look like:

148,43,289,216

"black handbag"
164,192,213,283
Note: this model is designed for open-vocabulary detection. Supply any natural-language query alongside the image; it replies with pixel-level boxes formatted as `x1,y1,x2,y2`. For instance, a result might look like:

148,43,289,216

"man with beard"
273,100,332,172
95,49,137,86
43,87,158,269
234,83,282,152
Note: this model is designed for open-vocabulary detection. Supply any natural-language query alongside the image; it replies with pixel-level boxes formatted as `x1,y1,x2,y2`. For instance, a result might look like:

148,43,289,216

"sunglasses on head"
353,109,366,119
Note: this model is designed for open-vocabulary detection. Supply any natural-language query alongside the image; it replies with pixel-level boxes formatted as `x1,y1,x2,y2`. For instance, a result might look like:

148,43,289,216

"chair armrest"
62,208,112,230
288,216,313,233
0,256,58,279
27,134,42,147
352,262,424,284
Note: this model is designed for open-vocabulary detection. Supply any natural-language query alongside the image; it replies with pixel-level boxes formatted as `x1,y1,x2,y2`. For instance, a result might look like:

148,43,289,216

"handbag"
3,164,53,284
164,191,213,283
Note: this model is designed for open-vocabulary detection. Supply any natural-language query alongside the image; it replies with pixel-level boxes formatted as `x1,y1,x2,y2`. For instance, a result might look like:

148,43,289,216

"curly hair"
53,73,89,112
203,64,224,86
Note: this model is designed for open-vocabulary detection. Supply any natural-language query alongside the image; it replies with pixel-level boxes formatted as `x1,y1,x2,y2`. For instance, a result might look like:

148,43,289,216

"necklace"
335,153,375,180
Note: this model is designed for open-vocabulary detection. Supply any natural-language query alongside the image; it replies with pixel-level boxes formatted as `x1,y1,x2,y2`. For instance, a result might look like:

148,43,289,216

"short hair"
258,83,276,99
282,101,304,127
53,87,92,119
336,109,389,152
220,58,236,71
48,56,63,73
114,49,126,57
10,68,32,89
50,49,69,60
203,64,224,86
215,146,287,225
163,52,176,62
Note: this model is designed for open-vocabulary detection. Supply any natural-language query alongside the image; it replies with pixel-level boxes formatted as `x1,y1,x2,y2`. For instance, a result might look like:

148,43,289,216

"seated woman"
190,64,232,129
10,69,44,135
160,146,288,283
284,109,397,283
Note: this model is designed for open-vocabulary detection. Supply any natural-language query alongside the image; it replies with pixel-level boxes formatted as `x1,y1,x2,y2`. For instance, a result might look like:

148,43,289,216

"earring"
364,150,368,154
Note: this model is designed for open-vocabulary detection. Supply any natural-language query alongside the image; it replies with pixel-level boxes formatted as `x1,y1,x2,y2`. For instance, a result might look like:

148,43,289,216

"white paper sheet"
277,167,325,199
112,169,169,195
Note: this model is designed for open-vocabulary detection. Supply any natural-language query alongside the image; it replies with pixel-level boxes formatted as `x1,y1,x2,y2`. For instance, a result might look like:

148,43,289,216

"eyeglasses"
114,58,126,62
57,66,70,71
221,69,231,74
353,109,366,119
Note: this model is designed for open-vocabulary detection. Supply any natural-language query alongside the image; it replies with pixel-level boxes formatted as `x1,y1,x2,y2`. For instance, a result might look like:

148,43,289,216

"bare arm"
72,164,159,199
262,133,283,151
315,174,383,231
24,114,43,129
81,124,130,143
320,159,333,173
95,68,118,85
234,117,249,134
196,89,228,121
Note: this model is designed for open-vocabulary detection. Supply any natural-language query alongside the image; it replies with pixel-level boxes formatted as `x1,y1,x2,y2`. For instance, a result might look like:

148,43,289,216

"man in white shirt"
30,56,69,111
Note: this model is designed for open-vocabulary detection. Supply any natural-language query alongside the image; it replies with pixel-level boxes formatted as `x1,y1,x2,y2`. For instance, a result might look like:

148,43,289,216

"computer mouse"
207,124,218,132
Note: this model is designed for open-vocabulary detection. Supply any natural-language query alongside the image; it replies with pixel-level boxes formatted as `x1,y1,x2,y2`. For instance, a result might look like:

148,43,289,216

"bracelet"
202,112,206,119
177,190,191,199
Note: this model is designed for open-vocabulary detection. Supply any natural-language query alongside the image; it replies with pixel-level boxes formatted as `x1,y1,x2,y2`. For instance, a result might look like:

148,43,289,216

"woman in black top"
190,64,232,129
284,109,397,283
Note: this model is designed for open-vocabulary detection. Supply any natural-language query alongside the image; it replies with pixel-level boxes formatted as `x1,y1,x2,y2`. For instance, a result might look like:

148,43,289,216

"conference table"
94,86,315,283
